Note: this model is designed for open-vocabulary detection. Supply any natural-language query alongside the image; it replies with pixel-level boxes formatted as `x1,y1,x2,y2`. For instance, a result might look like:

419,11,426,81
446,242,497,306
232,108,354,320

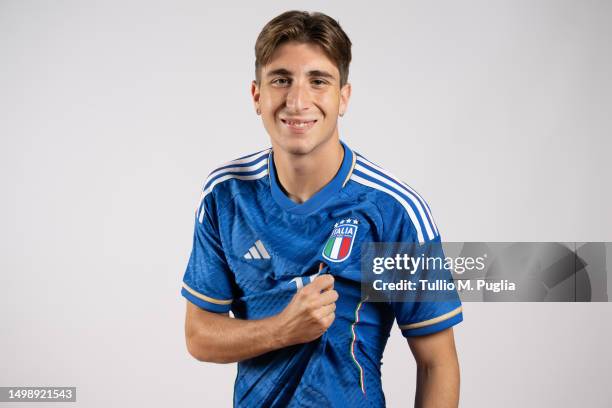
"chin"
274,134,320,156
281,140,315,156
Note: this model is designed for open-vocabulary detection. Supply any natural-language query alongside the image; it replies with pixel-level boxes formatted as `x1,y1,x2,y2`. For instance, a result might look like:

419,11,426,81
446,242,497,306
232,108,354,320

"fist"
276,274,339,346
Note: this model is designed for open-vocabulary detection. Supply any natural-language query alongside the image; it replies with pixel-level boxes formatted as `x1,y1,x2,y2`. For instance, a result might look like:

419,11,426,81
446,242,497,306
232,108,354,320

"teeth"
286,120,313,127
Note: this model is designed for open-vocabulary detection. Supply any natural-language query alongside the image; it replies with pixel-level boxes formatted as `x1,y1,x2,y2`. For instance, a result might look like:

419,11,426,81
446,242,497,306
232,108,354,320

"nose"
285,80,311,113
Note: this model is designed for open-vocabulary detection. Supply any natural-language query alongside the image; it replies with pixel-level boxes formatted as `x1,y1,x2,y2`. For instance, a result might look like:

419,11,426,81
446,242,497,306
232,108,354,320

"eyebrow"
266,68,336,80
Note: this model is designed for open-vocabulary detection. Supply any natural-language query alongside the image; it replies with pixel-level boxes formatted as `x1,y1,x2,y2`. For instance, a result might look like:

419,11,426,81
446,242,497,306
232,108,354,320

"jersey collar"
268,140,356,215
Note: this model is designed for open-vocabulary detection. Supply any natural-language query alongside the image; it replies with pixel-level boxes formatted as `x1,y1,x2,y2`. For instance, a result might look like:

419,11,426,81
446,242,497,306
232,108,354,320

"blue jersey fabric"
181,141,463,407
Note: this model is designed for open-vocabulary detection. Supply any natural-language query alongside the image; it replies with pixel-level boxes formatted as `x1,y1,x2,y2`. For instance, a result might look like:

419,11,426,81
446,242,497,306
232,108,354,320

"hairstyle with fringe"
254,11,352,86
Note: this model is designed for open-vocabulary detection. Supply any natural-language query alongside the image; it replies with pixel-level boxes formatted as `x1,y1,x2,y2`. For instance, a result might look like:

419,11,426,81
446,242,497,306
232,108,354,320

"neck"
273,138,344,204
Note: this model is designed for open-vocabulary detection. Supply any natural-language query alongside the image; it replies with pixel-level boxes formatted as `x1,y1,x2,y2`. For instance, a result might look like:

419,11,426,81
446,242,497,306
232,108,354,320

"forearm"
186,311,285,364
414,361,460,408
184,275,337,364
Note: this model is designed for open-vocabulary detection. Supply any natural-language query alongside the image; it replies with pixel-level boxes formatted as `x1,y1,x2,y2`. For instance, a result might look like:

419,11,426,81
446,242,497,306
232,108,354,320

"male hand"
274,274,338,347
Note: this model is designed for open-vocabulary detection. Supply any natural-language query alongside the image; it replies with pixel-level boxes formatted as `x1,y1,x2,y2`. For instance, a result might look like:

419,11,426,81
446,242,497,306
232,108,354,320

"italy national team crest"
322,218,359,263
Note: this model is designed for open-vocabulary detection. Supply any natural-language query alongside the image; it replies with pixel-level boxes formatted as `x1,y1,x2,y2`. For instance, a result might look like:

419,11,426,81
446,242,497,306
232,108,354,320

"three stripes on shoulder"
196,149,271,223
350,152,439,244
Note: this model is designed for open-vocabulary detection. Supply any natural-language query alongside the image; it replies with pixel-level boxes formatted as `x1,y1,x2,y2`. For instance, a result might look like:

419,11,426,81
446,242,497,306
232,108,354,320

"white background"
1,1,611,407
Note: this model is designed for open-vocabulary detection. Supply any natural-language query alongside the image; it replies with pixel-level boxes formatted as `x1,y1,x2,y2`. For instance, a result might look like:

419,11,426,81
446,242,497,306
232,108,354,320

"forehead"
263,41,340,78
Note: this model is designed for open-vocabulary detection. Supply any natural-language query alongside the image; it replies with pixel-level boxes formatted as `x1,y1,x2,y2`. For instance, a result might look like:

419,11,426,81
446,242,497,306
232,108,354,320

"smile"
281,119,317,132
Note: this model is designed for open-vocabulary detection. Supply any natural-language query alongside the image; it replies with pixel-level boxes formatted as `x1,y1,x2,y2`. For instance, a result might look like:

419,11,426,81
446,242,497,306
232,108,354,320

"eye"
271,77,291,87
311,79,328,87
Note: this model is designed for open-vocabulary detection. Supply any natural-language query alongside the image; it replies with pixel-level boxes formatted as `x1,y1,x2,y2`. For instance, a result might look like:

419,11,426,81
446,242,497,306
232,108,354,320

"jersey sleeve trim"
398,306,463,337
181,283,233,313
182,282,232,304
398,306,462,330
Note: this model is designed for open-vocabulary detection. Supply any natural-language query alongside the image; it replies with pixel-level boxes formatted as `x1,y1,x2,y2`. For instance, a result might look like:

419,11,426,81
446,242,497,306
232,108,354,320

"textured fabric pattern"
181,142,462,407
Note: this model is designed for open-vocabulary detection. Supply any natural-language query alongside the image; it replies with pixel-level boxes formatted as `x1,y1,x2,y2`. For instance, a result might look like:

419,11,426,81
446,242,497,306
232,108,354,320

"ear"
339,82,352,117
251,80,261,115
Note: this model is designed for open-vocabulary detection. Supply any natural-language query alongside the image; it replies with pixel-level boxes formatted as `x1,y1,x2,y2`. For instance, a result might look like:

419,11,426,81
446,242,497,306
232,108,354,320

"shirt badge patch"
322,218,359,263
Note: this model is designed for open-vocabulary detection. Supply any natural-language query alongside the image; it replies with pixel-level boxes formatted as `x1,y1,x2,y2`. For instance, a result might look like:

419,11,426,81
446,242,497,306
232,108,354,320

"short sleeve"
181,191,235,313
382,199,463,337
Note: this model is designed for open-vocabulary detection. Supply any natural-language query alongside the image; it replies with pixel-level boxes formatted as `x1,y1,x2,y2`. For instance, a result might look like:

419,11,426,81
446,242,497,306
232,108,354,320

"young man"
181,11,463,407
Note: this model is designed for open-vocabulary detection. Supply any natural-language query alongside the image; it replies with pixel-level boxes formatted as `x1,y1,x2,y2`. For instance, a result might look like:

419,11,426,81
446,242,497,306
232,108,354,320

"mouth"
280,118,317,133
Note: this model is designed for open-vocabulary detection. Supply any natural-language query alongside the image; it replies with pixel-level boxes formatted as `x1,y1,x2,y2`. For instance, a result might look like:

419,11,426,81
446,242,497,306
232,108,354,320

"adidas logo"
243,240,270,260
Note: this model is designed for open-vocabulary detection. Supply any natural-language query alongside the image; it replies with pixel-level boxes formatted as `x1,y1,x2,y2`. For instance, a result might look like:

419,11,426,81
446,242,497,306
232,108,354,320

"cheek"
317,93,341,115
260,89,284,109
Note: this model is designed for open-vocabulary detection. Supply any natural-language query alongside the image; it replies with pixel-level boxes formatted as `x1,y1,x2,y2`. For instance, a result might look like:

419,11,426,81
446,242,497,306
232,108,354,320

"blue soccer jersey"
181,141,463,407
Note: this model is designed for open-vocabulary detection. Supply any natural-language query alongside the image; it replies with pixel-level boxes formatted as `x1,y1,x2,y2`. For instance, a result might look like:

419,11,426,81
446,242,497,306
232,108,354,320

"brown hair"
254,11,352,86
